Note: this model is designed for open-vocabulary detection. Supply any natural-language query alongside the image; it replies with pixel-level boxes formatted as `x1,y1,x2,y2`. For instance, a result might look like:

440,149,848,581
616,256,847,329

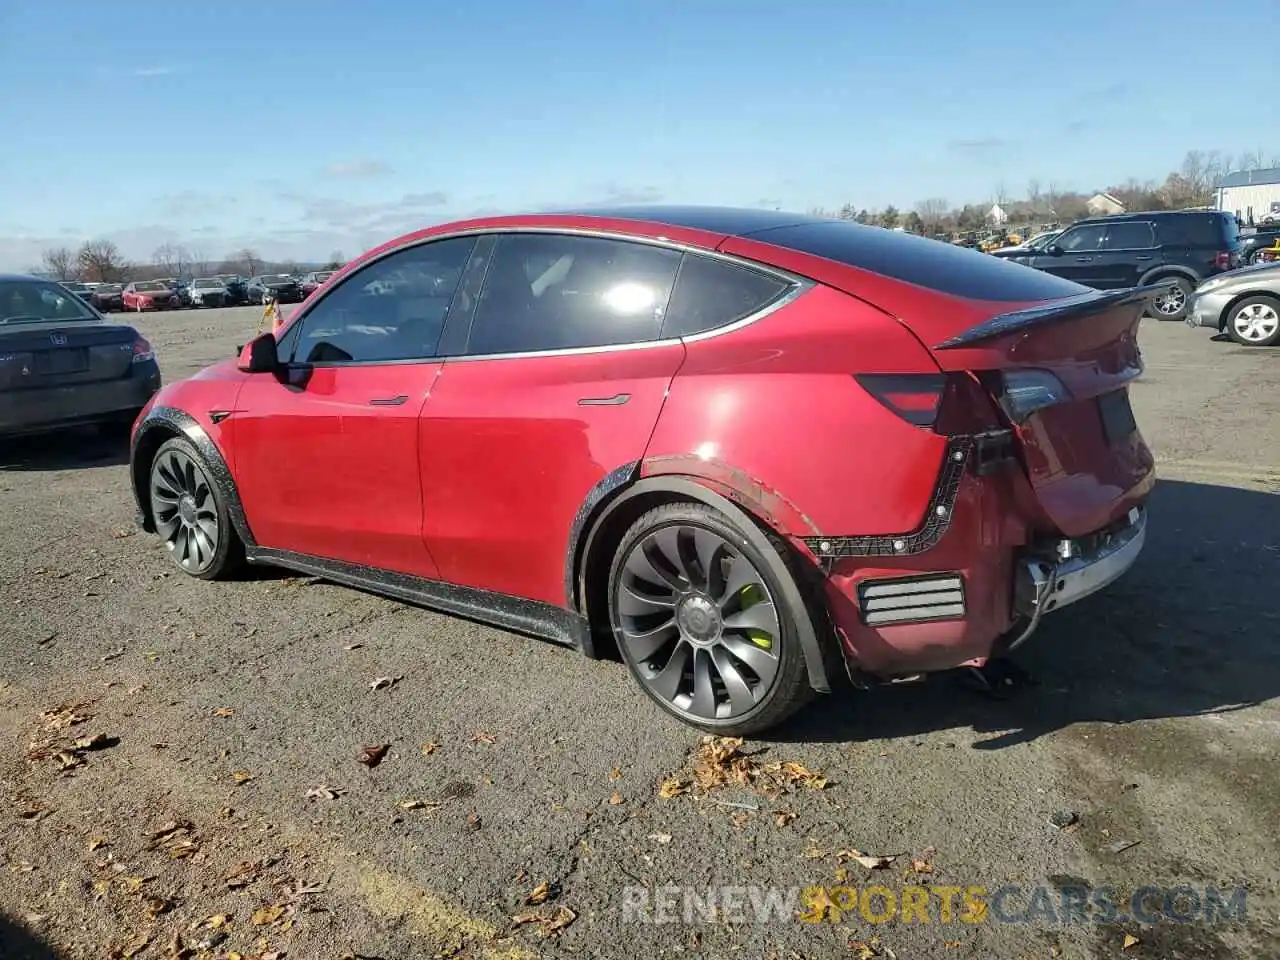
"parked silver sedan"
1186,263,1280,346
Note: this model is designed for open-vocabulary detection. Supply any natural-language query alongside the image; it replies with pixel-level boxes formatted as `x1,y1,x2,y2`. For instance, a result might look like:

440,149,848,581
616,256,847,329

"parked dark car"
989,230,1062,261
90,283,125,312
58,281,96,302
1186,262,1280,346
186,278,229,307
247,274,303,304
1240,226,1280,265
216,275,249,305
0,275,161,437
1021,210,1242,321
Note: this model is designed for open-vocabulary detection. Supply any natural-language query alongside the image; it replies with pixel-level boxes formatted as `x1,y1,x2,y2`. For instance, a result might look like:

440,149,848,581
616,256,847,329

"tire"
1226,294,1280,347
148,436,245,580
1148,277,1193,321
607,501,814,735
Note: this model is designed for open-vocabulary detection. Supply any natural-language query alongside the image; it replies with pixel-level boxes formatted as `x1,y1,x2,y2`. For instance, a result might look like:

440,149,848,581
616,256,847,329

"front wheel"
148,436,244,580
607,501,814,735
1226,295,1280,347
1149,278,1193,321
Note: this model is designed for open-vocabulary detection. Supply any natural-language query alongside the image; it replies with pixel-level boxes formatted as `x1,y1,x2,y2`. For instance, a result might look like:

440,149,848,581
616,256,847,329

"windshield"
0,279,98,323
194,278,224,287
315,272,334,281
61,282,90,292
134,281,167,292
97,284,122,294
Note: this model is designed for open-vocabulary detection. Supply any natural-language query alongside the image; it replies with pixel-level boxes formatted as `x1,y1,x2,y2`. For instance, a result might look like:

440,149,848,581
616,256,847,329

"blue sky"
1,0,1277,269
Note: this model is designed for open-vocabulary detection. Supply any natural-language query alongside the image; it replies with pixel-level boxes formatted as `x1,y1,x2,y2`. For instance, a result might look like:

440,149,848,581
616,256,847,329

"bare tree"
878,205,900,230
240,248,262,277
41,246,77,280
77,239,130,282
326,250,345,270
188,246,211,276
915,197,950,233
1026,180,1042,206
152,243,191,277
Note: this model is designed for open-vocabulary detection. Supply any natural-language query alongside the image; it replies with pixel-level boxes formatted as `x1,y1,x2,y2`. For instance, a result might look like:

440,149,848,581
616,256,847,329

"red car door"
418,232,687,606
229,235,480,577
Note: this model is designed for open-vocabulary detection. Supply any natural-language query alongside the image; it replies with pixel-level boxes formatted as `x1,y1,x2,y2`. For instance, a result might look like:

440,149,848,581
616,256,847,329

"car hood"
132,289,172,298
264,279,299,287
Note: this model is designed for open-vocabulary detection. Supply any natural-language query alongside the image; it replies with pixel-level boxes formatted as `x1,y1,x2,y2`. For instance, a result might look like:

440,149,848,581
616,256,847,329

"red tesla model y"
129,207,1155,734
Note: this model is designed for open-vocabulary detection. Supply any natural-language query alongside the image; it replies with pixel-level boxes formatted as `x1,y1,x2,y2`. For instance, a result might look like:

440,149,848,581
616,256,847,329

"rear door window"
1158,214,1230,248
1101,222,1156,249
661,254,792,338
464,234,681,355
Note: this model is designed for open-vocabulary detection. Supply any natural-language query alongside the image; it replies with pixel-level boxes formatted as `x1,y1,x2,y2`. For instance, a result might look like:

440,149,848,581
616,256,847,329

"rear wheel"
1149,277,1193,321
607,502,813,735
1226,295,1280,347
148,436,244,580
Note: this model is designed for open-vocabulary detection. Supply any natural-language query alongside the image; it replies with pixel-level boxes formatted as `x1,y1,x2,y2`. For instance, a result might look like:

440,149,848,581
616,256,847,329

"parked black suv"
1020,210,1242,321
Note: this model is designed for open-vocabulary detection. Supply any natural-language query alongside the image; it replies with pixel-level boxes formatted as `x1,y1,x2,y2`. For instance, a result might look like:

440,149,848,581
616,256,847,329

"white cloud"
322,159,394,178
132,66,175,77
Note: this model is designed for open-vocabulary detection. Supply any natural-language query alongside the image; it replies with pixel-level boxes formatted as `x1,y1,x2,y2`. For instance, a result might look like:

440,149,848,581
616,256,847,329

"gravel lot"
1,306,1277,960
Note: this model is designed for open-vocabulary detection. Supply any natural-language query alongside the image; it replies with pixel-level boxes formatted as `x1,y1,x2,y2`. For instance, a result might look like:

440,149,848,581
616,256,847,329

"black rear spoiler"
934,283,1172,350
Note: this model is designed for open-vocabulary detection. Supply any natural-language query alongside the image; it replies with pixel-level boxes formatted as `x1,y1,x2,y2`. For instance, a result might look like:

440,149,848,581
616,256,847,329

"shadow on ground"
0,913,58,960
0,426,130,471
775,478,1280,747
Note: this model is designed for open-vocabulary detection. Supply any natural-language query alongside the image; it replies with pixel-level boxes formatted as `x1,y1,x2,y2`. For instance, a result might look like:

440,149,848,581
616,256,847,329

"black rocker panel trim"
801,436,973,558
564,459,641,611
246,547,590,650
131,405,257,547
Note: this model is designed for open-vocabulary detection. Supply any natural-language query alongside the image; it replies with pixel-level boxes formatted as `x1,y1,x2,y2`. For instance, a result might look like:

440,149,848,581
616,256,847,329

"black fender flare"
569,474,832,694
130,405,257,547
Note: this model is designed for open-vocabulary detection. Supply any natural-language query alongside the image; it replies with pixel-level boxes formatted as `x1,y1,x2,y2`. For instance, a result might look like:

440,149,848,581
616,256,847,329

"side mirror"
237,332,279,373
1044,244,1064,257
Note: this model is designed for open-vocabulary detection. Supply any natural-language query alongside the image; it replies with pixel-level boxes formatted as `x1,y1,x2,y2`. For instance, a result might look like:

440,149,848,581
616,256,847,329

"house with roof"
1216,167,1280,226
1086,192,1125,216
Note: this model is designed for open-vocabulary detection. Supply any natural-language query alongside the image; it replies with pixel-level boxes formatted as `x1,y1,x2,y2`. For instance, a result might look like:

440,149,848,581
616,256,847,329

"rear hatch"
0,320,139,391
719,224,1159,538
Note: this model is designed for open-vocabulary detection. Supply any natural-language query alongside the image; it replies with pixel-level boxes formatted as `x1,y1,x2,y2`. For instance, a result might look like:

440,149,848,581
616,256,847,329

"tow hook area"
972,428,1017,475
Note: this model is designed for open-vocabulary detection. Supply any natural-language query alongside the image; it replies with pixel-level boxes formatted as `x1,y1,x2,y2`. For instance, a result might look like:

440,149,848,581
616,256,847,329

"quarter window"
661,254,792,338
287,237,476,364
465,234,681,356
1101,222,1155,249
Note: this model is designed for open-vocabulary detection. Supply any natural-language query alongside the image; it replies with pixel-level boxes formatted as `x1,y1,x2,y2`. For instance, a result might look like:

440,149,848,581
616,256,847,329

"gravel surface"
1,307,1277,960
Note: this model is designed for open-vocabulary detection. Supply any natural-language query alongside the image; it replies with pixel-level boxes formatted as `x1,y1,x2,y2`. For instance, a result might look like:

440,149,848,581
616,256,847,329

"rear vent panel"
857,574,966,626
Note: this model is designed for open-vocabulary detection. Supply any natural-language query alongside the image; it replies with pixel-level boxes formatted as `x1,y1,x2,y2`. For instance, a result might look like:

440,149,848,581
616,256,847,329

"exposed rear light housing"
132,337,154,363
994,369,1071,423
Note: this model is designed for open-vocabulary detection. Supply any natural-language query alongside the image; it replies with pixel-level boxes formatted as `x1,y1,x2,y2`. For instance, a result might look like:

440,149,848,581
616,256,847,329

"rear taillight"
132,337,154,363
855,374,946,428
1214,251,1233,270
996,369,1070,423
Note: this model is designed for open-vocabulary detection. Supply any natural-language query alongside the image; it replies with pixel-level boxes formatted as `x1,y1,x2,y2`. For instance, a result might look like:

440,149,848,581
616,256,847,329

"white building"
988,203,1008,225
1216,167,1280,226
1086,192,1125,216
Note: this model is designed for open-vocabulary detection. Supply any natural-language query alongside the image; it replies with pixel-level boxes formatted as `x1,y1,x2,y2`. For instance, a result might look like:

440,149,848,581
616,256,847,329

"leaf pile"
658,737,829,799
27,701,118,773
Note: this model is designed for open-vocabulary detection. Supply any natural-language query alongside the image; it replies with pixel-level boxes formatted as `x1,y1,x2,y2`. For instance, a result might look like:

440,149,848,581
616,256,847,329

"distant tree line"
36,240,345,283
812,148,1280,234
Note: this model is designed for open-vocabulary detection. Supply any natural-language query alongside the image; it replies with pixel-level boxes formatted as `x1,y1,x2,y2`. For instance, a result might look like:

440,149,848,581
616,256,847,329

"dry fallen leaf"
911,857,934,874
358,744,389,767
658,776,687,799
399,799,438,810
252,904,285,926
306,786,342,801
115,933,151,959
120,876,149,894
466,813,482,831
232,770,255,785
54,751,84,771
609,766,623,781
848,939,879,960
838,849,899,870
168,839,200,859
469,731,498,744
525,881,551,905
370,675,403,691
224,861,262,889
144,896,173,918
72,732,115,751
647,833,673,844
608,792,625,806
775,811,798,827
212,708,235,718
88,836,108,851
1123,933,1141,950
148,820,193,842
202,913,231,929
421,741,440,756
544,905,577,936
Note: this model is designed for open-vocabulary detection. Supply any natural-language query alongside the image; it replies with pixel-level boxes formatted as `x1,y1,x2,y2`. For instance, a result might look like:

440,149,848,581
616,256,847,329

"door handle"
577,393,631,406
1074,257,1094,262
369,395,408,406
1134,255,1154,261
